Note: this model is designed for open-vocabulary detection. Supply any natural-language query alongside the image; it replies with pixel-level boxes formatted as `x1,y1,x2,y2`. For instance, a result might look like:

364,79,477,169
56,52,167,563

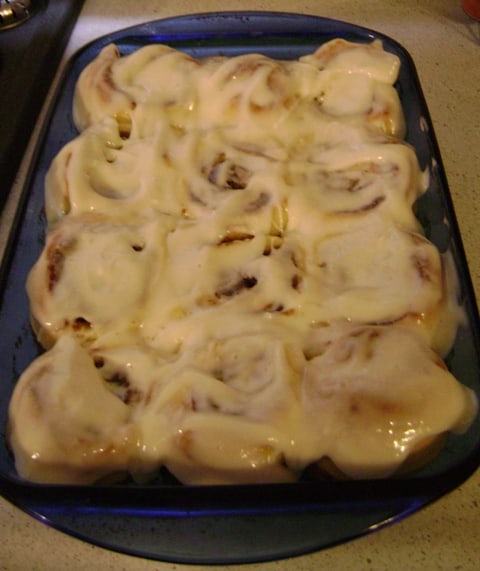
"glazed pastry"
7,39,477,485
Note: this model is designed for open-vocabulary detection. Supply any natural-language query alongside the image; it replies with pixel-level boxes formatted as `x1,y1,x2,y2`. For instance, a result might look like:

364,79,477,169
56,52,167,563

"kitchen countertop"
1,1,479,569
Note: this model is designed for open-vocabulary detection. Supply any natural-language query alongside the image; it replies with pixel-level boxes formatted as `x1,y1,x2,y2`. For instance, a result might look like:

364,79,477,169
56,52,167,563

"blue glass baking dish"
1,12,479,564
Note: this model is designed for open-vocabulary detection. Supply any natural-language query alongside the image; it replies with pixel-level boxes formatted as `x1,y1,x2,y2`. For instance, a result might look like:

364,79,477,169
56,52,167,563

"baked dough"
7,39,477,485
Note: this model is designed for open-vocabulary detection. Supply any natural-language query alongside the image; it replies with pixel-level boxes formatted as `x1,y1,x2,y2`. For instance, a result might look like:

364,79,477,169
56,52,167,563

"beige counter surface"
1,1,479,569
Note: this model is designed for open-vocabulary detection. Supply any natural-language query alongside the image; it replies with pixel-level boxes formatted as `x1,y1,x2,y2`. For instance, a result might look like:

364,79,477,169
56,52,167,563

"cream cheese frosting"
7,39,477,485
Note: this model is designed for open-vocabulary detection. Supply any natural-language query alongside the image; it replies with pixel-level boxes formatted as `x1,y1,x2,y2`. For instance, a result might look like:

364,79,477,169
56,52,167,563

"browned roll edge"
304,432,448,481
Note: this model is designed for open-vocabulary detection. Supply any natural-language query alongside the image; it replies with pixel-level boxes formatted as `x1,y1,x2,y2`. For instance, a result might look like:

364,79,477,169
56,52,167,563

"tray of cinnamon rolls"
0,12,479,564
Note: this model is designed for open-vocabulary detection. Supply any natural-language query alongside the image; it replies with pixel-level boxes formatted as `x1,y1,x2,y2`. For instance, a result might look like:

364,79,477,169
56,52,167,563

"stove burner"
0,0,40,30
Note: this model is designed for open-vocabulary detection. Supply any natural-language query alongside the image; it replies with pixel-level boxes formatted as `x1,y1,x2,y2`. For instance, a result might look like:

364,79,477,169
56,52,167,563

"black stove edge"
0,0,86,214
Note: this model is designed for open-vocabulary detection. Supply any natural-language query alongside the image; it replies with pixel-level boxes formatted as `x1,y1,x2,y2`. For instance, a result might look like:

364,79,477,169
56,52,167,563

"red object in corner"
463,0,480,20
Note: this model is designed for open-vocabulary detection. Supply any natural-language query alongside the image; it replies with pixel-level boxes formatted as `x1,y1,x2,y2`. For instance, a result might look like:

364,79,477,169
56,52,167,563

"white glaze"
8,39,477,485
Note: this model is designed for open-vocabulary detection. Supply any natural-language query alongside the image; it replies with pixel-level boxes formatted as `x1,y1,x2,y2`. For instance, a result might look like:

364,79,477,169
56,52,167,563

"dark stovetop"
0,0,85,213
